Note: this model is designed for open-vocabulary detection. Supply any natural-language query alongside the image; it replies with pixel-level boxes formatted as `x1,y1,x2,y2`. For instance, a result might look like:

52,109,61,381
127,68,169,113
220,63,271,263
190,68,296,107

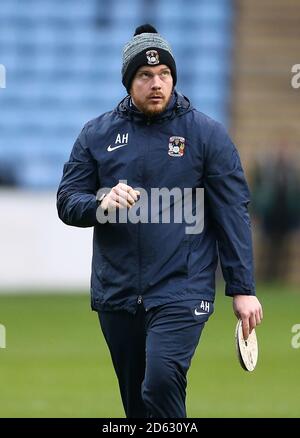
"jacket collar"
116,89,192,124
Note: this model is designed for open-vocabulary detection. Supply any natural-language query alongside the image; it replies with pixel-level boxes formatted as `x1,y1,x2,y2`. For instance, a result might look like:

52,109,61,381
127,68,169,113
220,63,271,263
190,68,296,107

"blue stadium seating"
0,0,233,188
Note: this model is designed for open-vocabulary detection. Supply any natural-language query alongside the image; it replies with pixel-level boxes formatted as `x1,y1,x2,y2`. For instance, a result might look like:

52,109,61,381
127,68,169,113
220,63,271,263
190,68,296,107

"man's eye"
140,72,150,78
161,71,171,76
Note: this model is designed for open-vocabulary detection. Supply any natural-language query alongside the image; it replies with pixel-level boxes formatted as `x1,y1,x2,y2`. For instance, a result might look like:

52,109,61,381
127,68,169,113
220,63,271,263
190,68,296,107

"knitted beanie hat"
122,24,177,93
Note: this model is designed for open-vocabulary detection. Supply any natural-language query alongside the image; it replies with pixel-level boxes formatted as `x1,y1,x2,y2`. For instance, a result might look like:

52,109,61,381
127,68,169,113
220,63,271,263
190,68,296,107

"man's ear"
129,80,134,96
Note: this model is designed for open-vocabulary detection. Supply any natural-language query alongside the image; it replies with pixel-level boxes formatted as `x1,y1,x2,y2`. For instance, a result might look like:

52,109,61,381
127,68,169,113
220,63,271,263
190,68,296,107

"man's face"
130,64,173,117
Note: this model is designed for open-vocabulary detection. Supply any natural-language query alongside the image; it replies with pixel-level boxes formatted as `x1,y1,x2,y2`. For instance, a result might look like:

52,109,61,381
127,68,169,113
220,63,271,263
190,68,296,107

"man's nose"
150,74,162,89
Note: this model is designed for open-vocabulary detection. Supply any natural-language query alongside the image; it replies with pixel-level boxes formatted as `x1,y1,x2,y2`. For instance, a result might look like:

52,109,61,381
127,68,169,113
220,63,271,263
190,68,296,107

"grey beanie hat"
122,24,177,93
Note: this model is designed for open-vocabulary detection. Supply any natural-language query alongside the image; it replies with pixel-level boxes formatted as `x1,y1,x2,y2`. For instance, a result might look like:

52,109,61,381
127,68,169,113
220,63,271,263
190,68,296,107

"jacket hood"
116,89,193,123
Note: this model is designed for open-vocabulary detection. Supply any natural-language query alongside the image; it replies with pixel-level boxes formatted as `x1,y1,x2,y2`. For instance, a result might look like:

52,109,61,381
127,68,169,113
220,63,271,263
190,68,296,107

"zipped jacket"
57,91,255,313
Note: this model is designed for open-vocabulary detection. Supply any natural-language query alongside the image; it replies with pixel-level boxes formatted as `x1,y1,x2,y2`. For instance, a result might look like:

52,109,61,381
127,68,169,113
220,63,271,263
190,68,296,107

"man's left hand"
232,295,263,340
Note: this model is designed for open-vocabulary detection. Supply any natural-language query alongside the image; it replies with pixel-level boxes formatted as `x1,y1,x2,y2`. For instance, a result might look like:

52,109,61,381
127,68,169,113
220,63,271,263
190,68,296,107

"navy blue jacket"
57,91,255,313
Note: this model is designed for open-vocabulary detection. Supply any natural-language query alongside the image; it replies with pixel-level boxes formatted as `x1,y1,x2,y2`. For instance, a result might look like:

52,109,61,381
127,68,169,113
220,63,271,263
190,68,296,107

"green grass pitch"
0,284,299,417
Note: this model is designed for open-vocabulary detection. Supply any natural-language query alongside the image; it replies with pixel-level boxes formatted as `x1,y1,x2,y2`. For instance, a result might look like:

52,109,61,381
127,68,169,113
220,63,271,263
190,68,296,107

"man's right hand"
101,183,140,212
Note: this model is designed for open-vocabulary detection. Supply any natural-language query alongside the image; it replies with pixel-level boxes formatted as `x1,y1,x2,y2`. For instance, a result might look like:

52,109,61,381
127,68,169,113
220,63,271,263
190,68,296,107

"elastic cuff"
225,283,256,297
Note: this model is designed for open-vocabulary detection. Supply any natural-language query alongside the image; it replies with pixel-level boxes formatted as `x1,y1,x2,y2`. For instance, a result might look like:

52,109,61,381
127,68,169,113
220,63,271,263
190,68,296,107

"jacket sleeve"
203,122,256,296
56,124,99,228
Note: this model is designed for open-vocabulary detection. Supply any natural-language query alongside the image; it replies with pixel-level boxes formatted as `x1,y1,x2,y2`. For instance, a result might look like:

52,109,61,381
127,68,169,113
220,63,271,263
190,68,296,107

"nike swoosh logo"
107,143,128,152
194,310,208,316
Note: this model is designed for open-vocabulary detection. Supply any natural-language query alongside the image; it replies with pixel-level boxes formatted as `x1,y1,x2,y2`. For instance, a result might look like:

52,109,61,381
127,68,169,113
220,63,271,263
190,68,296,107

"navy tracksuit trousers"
98,299,213,418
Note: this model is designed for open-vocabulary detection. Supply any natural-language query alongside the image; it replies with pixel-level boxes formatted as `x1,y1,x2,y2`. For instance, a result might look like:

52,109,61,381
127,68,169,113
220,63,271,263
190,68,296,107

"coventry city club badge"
146,50,159,65
168,136,185,157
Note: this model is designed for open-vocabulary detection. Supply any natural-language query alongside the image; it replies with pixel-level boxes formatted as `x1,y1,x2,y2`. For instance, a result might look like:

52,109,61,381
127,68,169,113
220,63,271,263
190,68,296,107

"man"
57,24,263,418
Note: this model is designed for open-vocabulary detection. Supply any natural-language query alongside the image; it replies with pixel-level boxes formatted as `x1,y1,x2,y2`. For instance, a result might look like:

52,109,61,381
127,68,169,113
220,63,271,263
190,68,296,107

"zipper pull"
137,296,143,305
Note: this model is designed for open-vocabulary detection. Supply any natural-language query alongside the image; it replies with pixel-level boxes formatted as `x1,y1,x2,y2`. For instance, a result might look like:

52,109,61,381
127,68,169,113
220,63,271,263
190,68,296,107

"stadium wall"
0,190,93,292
